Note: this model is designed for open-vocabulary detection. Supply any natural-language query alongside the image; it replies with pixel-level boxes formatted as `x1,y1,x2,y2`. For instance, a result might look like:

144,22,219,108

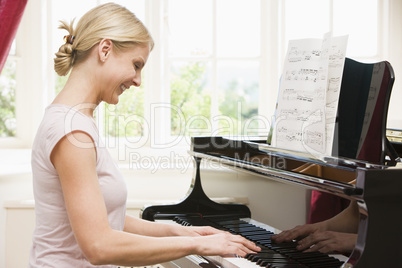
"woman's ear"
98,39,113,62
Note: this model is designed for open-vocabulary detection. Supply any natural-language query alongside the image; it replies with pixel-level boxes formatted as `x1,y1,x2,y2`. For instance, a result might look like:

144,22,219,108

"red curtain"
0,0,29,73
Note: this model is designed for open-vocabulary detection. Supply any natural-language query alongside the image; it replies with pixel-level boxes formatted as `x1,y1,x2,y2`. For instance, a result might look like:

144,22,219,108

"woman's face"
101,44,150,105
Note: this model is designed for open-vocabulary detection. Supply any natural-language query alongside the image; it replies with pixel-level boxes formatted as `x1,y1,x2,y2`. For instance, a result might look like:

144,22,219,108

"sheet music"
272,33,348,157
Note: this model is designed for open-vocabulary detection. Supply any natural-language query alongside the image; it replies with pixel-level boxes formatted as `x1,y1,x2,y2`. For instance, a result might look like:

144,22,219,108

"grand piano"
141,58,401,267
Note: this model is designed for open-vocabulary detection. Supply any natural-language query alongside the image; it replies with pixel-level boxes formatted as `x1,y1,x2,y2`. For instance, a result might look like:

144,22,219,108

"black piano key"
257,259,296,265
299,259,342,267
175,216,224,229
274,241,298,246
257,258,300,266
259,248,278,253
238,229,272,235
276,248,299,254
246,254,261,262
223,223,256,228
284,252,342,267
257,240,274,247
268,264,308,268
246,249,277,260
245,234,275,242
213,219,246,225
284,251,325,258
270,242,298,249
299,257,337,263
251,253,289,262
307,262,343,268
244,233,274,240
286,252,337,259
226,223,256,227
296,251,331,258
303,259,342,267
229,226,268,233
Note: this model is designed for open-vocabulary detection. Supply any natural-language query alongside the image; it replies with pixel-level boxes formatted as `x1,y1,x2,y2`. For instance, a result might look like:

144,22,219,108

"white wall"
0,150,33,268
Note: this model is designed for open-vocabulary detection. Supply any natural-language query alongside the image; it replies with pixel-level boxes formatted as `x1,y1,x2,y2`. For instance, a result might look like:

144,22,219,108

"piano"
141,58,402,267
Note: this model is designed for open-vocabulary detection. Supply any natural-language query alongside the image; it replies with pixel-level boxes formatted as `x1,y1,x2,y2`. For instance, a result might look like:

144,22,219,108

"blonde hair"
54,3,154,76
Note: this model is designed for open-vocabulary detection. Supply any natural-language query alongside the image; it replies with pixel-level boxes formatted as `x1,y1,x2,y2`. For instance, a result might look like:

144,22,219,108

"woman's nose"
133,73,141,87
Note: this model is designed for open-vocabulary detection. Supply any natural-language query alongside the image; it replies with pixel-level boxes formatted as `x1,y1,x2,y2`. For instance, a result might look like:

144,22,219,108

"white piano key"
205,255,260,268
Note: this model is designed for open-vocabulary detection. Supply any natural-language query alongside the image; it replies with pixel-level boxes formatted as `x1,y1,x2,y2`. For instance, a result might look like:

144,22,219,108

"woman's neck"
52,66,101,118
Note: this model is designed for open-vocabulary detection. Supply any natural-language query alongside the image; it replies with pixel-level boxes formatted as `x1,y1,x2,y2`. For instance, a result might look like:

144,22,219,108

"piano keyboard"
159,216,345,268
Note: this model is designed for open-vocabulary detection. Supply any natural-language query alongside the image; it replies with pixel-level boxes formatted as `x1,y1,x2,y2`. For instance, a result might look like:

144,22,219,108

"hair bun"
54,43,75,76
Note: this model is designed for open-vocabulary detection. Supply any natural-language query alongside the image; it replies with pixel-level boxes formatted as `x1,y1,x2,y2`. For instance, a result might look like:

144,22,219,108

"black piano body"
141,58,401,267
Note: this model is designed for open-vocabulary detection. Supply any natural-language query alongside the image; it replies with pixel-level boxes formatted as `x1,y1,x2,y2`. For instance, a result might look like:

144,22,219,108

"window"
167,0,262,138
3,0,396,153
283,0,379,59
0,41,17,137
333,0,378,57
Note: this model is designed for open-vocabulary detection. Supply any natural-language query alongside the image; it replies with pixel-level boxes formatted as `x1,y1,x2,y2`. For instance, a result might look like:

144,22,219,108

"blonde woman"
29,3,260,267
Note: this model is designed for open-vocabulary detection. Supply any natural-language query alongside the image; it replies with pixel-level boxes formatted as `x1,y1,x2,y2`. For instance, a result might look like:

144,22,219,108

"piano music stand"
332,57,396,165
310,57,396,225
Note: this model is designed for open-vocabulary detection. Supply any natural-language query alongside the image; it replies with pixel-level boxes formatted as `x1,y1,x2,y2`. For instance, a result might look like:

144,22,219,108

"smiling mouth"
120,84,128,93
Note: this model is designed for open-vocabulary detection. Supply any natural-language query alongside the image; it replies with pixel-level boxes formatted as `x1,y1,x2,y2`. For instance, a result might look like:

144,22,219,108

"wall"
0,150,33,268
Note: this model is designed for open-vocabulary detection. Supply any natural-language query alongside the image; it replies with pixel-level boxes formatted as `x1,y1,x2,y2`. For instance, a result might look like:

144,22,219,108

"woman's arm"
324,200,359,233
51,131,260,266
124,214,224,238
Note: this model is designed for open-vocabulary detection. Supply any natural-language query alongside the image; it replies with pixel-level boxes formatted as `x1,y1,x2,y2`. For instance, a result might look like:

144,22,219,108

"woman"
29,3,260,267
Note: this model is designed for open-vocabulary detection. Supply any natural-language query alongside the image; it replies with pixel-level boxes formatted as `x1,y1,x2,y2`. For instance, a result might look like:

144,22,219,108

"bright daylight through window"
0,41,17,137
0,0,380,145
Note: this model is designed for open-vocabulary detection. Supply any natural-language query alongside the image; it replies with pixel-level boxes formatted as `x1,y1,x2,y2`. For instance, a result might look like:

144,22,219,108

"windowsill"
0,137,31,149
108,143,191,164
0,143,191,170
0,140,236,178
4,197,249,209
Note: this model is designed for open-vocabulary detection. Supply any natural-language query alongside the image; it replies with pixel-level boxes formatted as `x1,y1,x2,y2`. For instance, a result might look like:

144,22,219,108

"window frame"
2,0,399,155
158,0,281,147
0,0,53,148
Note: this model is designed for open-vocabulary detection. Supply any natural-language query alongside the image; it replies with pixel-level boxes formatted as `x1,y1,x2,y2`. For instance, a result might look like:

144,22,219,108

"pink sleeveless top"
29,104,127,267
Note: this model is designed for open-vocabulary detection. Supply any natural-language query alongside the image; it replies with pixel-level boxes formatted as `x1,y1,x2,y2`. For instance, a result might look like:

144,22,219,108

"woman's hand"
296,231,357,254
194,232,261,257
271,223,357,254
271,223,324,243
176,226,260,257
178,226,225,237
